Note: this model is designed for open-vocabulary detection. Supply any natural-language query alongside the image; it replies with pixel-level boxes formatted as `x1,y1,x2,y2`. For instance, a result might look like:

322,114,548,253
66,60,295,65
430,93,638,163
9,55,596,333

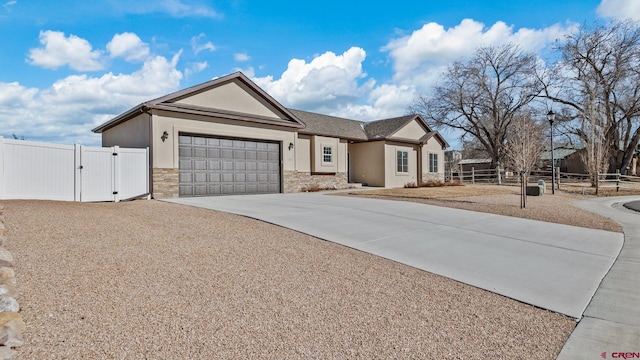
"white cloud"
383,19,575,83
252,47,369,111
597,0,640,20
185,61,208,77
3,0,16,10
27,30,104,71
107,32,150,62
234,53,250,62
1,52,183,144
190,33,216,54
159,0,219,18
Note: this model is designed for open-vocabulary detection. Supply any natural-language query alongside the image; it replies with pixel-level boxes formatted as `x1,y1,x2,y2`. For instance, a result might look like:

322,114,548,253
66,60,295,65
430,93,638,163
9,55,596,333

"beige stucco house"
93,72,448,198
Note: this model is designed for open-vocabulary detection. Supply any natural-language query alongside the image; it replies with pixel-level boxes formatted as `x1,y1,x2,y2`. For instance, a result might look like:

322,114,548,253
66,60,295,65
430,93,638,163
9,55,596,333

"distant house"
458,158,492,173
92,72,449,198
540,146,587,174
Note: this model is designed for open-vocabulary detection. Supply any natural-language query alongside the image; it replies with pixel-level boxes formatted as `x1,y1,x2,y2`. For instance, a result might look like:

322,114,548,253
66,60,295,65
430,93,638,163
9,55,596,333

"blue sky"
0,0,637,147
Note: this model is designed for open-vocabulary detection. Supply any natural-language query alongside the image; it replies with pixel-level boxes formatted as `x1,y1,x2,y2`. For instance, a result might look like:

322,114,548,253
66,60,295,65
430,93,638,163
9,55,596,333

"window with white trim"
429,153,439,173
322,146,333,164
397,150,408,173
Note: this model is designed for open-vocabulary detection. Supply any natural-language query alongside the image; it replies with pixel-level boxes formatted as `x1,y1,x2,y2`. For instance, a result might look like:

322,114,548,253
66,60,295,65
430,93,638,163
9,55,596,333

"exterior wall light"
161,131,169,142
288,142,294,150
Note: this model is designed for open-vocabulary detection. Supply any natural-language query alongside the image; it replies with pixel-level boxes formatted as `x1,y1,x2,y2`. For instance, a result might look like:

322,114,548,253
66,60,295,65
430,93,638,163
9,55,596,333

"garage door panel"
180,185,193,196
194,160,207,170
193,147,207,157
180,159,192,170
179,134,281,197
208,160,221,170
221,184,234,194
207,148,220,158
194,184,208,196
194,172,208,183
179,172,193,182
221,173,234,182
234,150,246,159
221,149,234,159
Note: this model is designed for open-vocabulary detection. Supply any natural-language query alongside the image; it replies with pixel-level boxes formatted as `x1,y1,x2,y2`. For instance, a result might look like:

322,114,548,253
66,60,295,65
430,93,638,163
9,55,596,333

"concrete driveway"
165,192,623,319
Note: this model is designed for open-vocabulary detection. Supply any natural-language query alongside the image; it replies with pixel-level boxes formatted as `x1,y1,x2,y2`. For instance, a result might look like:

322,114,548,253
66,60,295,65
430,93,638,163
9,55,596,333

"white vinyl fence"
0,137,149,202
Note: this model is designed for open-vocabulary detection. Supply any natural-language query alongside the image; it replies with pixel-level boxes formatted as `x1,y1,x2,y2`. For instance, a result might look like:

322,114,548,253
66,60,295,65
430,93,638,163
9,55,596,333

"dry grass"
355,184,520,199
340,184,624,233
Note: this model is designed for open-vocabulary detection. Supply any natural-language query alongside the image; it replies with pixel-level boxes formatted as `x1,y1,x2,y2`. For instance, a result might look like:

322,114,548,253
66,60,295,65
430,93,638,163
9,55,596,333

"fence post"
497,166,502,185
112,146,121,202
74,144,82,202
556,167,560,191
616,169,620,192
472,167,475,184
596,172,600,195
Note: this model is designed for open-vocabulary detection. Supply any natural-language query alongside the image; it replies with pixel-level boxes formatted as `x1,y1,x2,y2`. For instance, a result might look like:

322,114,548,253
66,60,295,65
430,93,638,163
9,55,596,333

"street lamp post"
547,110,556,195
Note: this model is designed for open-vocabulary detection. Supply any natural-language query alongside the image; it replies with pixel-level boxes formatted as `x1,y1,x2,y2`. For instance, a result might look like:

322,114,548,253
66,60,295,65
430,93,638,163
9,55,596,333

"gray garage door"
178,135,281,196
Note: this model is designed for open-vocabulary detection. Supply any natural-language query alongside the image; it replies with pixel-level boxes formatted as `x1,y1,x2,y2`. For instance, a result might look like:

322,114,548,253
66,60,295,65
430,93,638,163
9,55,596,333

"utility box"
526,185,542,196
537,180,546,195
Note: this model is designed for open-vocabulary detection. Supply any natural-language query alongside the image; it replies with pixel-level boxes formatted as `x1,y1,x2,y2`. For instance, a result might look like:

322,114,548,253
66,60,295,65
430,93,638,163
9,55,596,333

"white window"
397,150,408,173
429,153,439,173
322,146,333,164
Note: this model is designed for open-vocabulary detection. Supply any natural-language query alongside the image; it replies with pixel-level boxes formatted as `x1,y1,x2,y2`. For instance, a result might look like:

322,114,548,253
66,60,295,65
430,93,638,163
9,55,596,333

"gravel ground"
4,200,575,359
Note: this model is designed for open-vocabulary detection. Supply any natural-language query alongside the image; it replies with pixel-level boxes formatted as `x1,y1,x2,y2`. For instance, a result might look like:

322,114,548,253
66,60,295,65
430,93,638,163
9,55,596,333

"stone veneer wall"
152,168,179,199
283,171,349,193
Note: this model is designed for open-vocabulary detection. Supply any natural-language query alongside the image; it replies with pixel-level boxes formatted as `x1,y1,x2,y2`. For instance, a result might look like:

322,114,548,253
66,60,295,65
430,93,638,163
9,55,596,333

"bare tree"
542,21,640,176
410,44,543,167
503,112,545,176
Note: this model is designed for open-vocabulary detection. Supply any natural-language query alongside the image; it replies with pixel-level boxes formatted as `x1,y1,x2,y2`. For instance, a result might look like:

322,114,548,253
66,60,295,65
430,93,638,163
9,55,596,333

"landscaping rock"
0,317,25,348
0,298,19,313
0,237,4,247
0,346,16,360
0,286,13,298
0,268,14,282
0,224,4,237
0,250,11,264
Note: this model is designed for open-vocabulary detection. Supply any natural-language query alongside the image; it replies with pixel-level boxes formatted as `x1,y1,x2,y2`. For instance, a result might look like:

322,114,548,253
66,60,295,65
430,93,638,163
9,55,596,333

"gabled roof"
290,110,448,148
363,115,417,139
289,109,368,141
93,72,305,133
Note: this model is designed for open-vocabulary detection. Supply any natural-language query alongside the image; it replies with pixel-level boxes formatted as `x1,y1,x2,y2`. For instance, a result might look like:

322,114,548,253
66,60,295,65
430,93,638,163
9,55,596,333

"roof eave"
92,103,148,133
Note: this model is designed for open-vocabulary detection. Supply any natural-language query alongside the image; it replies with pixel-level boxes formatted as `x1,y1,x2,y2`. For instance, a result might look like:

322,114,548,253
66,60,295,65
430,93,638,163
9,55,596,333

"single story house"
93,72,448,198
540,146,587,174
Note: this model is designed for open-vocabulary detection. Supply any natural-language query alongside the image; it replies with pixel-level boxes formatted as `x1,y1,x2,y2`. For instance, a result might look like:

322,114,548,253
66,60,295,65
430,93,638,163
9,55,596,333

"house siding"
384,141,418,188
348,141,385,186
422,139,445,182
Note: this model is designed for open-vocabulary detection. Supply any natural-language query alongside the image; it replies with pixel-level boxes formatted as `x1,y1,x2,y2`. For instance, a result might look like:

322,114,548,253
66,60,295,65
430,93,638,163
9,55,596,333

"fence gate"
0,137,149,202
